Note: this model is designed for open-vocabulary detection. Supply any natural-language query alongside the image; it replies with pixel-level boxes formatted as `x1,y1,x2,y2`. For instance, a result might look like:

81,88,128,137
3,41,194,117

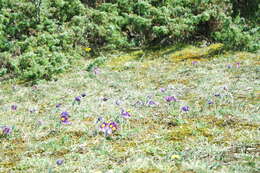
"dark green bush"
0,0,259,82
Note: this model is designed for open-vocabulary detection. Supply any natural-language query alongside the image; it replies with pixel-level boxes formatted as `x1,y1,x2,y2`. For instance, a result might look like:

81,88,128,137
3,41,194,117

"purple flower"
223,86,228,91
29,108,36,113
75,96,81,102
115,100,122,106
121,109,131,118
93,67,100,75
102,97,108,101
60,115,71,125
56,103,62,108
60,112,71,124
108,122,118,131
208,101,213,105
99,122,109,132
56,159,64,165
11,105,17,111
165,96,177,102
81,93,87,97
160,88,166,92
61,111,69,117
192,61,198,65
214,93,220,97
96,117,103,123
2,126,12,135
227,64,232,69
236,62,240,68
181,106,189,112
147,100,157,106
99,122,112,136
99,121,118,136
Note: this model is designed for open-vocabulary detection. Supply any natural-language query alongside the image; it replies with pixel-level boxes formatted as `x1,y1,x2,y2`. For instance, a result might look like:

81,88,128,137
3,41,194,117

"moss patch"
166,116,259,144
170,43,223,61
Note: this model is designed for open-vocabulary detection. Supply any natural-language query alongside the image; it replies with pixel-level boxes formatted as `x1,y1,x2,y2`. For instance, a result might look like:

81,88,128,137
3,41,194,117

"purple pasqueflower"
181,106,189,112
160,88,166,92
208,101,213,105
61,111,69,117
56,159,64,165
2,126,12,135
60,115,71,125
11,105,17,111
214,93,220,97
93,67,100,75
99,122,109,132
99,121,118,136
81,93,87,97
192,61,198,65
236,62,240,68
96,117,103,123
147,100,157,106
227,64,232,69
75,96,81,102
56,103,62,108
115,100,122,106
108,122,118,131
29,108,36,113
102,97,108,101
223,86,228,90
60,112,71,124
165,96,177,102
99,122,112,136
121,109,131,118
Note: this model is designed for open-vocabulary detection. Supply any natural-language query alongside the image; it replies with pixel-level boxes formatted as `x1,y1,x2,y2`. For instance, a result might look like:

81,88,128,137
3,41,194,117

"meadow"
0,45,259,172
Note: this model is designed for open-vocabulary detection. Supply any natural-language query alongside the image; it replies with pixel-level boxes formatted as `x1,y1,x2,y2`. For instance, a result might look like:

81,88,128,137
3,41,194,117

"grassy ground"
0,46,259,172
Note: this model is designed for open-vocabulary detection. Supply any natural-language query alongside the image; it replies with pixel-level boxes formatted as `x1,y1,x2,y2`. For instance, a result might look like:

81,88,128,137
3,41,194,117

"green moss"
170,43,223,61
167,125,194,141
0,138,26,168
106,51,144,70
166,116,259,144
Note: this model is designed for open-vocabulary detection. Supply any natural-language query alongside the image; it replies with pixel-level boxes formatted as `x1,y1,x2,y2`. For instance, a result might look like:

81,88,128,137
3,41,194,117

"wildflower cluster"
99,121,118,136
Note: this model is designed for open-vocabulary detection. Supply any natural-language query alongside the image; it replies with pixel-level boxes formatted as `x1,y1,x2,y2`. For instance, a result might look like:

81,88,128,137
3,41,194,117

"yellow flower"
171,155,181,160
85,47,92,52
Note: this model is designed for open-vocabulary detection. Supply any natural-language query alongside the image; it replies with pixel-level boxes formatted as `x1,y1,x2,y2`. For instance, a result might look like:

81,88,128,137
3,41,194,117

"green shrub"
212,16,259,51
0,0,259,82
